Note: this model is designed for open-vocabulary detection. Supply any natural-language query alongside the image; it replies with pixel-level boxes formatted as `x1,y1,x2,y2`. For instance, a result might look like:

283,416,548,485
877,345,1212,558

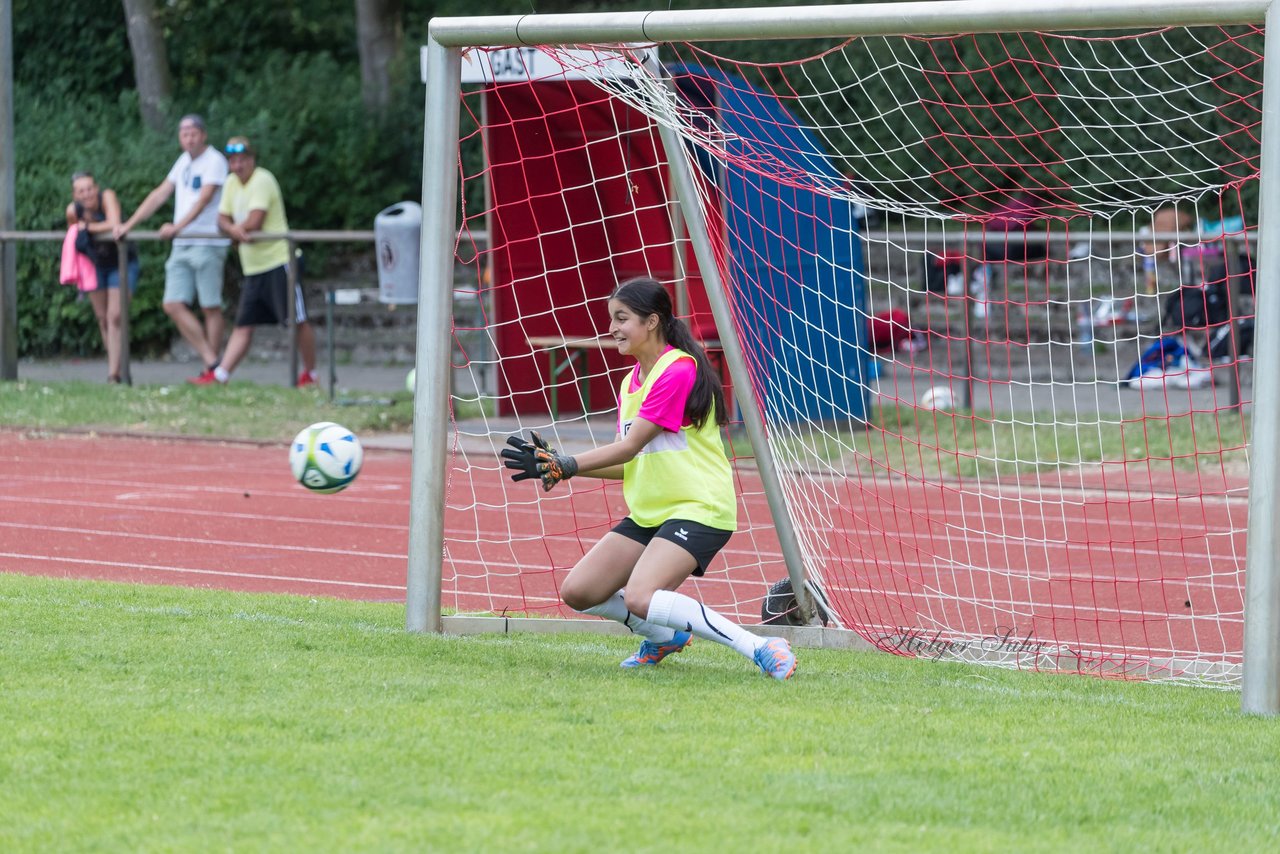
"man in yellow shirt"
190,136,319,386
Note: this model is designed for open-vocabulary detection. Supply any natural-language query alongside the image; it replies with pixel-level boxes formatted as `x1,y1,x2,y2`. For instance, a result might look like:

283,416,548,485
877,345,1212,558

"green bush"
9,0,525,359
202,52,421,231
13,54,422,358
10,0,1261,358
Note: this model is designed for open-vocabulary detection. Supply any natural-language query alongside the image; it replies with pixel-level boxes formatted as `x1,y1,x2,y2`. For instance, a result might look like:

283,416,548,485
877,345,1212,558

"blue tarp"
672,64,871,423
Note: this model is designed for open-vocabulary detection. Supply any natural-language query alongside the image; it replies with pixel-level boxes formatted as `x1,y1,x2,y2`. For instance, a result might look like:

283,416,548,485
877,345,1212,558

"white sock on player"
646,589,763,659
580,590,676,642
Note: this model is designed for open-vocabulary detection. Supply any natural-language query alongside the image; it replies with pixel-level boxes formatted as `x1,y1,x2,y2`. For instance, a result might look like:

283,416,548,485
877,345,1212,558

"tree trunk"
121,0,172,133
355,0,403,115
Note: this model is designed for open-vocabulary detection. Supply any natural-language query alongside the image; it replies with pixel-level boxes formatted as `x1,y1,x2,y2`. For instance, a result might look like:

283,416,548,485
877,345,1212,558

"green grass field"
1,379,1271,848
0,379,415,442
784,402,1251,480
2,573,1278,852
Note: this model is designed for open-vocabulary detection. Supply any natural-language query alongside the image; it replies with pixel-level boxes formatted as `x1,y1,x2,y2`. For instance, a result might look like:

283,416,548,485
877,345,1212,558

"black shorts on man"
235,263,307,327
611,517,733,576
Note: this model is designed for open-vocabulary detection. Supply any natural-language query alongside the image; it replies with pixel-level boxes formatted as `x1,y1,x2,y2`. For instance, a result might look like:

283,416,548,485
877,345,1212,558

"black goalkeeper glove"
531,434,578,492
501,431,578,491
500,433,540,483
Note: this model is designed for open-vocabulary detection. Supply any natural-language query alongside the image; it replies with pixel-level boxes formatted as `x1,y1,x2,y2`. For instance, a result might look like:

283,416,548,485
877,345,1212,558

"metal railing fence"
0,229,374,396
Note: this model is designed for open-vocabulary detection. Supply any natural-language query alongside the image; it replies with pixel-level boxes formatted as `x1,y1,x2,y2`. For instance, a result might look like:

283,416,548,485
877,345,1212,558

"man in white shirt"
115,114,230,378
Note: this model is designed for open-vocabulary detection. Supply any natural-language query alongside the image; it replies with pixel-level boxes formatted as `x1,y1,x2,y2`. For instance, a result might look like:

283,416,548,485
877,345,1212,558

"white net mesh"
443,26,1258,684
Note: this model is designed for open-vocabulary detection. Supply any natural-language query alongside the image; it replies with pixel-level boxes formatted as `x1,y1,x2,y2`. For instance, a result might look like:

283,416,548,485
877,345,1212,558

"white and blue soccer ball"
289,422,364,494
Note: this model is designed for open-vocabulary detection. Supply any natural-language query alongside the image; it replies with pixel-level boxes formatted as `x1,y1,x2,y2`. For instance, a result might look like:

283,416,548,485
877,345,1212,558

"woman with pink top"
65,171,140,384
500,276,797,680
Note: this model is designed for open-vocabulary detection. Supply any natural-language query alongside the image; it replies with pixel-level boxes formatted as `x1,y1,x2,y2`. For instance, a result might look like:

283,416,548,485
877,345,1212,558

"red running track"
0,430,1249,677
0,431,784,610
0,432,415,600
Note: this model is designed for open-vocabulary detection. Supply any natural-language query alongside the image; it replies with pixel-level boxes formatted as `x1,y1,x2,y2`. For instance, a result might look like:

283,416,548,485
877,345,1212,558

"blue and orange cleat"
753,636,797,680
620,631,692,668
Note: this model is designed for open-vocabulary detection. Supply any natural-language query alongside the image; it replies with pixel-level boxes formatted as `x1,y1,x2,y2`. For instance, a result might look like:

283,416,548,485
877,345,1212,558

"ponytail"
612,277,727,430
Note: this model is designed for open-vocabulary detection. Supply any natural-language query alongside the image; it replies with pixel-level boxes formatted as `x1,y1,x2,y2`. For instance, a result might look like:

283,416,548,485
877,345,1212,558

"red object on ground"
869,309,912,352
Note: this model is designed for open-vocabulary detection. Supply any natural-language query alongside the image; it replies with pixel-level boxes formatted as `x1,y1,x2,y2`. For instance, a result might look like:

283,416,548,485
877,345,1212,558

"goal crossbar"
428,0,1267,46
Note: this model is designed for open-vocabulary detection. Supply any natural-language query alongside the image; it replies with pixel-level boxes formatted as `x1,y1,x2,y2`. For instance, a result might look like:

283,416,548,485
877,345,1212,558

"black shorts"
235,264,308,327
611,517,733,577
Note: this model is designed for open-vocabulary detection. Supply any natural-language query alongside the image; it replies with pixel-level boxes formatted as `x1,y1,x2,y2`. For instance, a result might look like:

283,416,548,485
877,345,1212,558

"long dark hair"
612,277,728,429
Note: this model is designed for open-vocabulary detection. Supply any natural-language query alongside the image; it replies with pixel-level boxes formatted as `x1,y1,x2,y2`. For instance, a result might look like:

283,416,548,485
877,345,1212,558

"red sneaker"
188,369,223,386
296,371,319,388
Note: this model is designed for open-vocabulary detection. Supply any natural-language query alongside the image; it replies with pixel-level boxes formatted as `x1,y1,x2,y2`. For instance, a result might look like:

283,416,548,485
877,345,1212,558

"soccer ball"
289,422,364,494
919,385,955,411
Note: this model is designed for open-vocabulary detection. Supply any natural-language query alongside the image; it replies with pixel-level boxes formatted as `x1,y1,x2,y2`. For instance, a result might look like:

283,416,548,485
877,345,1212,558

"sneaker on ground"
187,368,224,386
297,371,319,388
753,636,797,680
620,631,692,668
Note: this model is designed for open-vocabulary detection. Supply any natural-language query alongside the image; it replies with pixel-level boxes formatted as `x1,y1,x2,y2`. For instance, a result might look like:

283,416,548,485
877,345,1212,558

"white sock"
579,591,675,643
213,366,229,383
646,589,763,659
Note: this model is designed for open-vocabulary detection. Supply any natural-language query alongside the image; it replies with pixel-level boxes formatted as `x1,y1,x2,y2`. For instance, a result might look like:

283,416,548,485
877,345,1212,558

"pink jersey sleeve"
636,356,697,431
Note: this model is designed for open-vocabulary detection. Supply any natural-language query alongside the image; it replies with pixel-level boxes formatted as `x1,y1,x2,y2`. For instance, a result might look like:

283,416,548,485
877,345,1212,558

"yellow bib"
619,348,736,531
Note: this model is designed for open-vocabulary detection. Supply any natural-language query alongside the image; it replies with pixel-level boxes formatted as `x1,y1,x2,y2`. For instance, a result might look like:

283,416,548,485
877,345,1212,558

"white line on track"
0,548,1238,628
2,472,409,506
0,493,1242,578
0,521,405,560
0,494,408,532
0,552,405,591
1,469,1248,535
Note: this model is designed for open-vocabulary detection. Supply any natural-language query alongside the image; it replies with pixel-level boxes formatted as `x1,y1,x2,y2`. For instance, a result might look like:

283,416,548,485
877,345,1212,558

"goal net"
439,21,1259,685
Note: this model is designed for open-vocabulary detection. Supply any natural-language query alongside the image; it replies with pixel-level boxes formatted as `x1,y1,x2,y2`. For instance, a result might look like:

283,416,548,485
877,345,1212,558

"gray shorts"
164,244,227,309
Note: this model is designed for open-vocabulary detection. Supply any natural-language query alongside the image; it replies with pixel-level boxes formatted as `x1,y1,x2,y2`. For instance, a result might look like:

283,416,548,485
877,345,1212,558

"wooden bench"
527,334,726,417
526,335,619,416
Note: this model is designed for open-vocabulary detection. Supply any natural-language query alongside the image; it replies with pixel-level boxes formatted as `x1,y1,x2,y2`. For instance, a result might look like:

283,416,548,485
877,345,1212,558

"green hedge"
13,54,422,358
16,84,176,357
12,0,598,357
10,0,1262,357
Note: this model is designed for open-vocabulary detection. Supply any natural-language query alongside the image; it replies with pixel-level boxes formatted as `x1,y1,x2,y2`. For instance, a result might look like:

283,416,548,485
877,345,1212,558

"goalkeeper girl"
502,277,796,679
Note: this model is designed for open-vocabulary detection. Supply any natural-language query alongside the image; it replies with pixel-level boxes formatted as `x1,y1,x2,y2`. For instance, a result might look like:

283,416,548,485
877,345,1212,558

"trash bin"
374,202,422,305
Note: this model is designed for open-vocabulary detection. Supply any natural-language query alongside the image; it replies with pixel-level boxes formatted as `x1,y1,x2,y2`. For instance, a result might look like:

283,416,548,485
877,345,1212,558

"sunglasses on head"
225,142,248,154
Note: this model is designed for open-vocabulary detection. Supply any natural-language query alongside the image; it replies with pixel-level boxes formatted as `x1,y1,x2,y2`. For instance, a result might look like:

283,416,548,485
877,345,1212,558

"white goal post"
408,0,1280,714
